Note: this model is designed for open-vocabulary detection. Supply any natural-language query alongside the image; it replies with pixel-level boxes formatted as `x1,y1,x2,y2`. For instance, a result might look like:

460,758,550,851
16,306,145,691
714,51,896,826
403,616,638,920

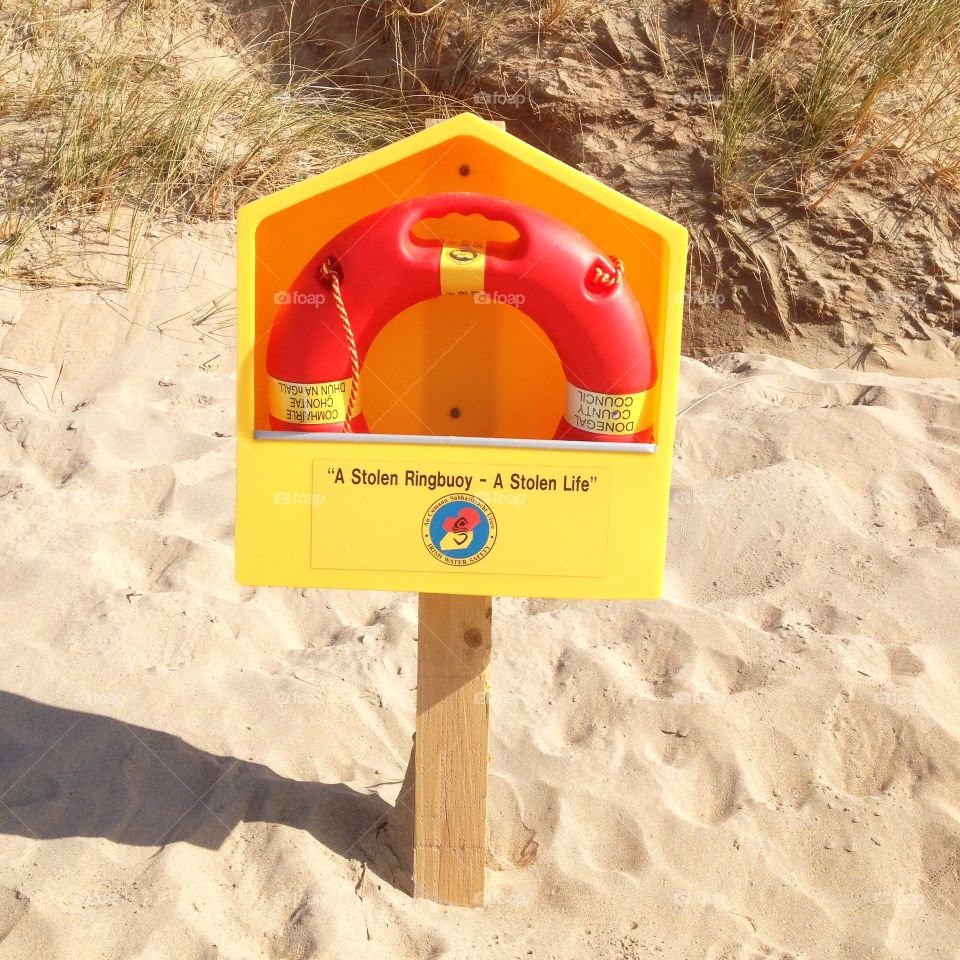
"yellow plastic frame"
236,113,687,599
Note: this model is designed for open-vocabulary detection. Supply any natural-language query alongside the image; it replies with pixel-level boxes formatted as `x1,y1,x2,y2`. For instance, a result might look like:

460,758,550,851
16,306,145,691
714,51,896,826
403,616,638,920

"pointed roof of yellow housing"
238,112,686,247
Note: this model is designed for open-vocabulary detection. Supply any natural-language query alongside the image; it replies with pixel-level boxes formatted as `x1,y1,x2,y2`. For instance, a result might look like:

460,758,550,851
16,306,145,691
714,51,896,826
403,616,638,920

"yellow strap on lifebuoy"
268,375,361,426
564,383,649,436
440,241,486,295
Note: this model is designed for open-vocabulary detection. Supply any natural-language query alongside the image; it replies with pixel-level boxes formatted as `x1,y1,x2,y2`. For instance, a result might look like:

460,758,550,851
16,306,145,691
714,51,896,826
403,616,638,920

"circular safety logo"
422,495,497,566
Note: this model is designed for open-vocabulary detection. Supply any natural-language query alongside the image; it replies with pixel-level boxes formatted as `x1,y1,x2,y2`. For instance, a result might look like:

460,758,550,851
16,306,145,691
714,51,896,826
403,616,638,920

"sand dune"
1,233,959,959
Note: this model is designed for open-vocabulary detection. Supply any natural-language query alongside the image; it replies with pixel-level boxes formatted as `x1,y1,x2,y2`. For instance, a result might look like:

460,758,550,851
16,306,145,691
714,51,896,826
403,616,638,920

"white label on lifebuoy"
564,383,649,436
268,376,360,425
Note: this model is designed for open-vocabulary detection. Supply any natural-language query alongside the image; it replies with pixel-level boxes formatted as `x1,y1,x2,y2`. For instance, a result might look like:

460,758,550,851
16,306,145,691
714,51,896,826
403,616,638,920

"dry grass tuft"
0,0,435,282
712,0,960,207
535,0,598,34
373,0,599,94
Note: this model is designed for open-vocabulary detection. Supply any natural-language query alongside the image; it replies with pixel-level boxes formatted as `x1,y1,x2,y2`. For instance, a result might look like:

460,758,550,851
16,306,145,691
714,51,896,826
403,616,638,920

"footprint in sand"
551,790,648,876
814,694,931,797
486,775,539,871
886,645,924,676
648,733,742,825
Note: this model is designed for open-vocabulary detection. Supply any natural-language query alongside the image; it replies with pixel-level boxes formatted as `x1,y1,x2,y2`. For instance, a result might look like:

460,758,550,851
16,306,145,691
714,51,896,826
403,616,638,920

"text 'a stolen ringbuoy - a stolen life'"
327,467,597,494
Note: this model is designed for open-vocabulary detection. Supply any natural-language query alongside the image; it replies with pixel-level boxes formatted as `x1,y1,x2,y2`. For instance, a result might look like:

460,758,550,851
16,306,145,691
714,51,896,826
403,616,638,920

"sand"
1,230,960,960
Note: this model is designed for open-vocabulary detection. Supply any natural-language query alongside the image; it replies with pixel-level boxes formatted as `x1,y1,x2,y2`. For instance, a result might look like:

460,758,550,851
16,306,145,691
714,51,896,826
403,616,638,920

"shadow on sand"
0,691,414,893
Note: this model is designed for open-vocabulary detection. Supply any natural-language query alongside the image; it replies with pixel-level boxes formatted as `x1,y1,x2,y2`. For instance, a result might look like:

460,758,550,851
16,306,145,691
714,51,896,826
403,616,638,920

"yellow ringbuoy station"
236,113,687,600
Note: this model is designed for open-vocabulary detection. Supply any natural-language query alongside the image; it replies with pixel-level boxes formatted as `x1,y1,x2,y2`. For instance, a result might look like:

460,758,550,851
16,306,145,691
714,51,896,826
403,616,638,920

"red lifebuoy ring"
266,193,656,442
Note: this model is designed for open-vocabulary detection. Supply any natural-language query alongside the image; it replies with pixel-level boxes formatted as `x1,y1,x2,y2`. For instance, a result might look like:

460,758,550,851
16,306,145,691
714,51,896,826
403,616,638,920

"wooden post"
412,118,500,906
414,593,492,905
